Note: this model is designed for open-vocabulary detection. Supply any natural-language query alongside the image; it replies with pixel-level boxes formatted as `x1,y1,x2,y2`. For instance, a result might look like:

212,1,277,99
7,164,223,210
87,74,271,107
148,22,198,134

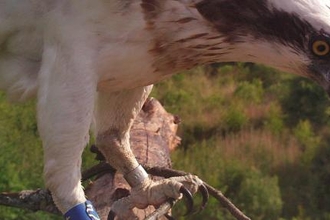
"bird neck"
144,0,307,77
144,0,231,73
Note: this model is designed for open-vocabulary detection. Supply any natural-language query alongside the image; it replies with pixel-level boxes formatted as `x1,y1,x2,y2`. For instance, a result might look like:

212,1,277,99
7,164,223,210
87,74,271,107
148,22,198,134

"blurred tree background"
1,63,330,219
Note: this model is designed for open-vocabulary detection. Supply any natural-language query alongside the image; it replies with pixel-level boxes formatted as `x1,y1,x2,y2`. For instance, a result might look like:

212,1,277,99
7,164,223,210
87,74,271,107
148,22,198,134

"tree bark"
84,98,181,219
0,98,181,219
0,98,251,220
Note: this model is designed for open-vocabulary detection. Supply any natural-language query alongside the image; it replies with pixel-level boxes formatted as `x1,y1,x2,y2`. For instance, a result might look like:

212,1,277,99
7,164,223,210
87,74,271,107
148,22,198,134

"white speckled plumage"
1,0,330,217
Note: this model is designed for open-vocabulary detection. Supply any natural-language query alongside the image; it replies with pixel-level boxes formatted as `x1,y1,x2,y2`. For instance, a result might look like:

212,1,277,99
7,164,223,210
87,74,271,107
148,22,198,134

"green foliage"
172,145,283,220
0,92,95,219
235,79,264,104
0,93,61,219
293,120,320,165
153,63,330,220
264,103,284,134
280,77,330,127
1,63,330,219
236,170,282,220
223,105,248,132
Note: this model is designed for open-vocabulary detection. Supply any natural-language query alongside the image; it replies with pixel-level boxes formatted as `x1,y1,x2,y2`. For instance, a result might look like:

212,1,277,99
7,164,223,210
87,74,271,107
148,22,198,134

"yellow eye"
312,40,330,56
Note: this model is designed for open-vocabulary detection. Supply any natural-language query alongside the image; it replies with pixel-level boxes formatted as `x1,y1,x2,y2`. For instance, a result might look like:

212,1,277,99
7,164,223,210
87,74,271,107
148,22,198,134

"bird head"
194,0,330,95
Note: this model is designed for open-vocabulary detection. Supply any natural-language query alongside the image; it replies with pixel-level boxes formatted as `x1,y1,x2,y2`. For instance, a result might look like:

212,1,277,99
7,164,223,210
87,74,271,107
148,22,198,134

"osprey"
1,0,330,219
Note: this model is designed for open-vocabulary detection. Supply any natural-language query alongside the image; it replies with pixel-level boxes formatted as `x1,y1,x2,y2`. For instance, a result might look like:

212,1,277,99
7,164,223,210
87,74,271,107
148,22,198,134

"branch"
145,166,251,220
82,161,115,181
145,200,175,220
0,189,60,215
0,98,179,219
0,164,251,220
0,98,251,220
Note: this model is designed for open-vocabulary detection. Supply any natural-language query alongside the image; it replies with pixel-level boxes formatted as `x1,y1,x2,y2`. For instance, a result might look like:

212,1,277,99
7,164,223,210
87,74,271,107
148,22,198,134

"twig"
0,162,115,216
145,199,175,220
0,164,251,220
82,161,115,181
0,189,60,215
145,166,251,220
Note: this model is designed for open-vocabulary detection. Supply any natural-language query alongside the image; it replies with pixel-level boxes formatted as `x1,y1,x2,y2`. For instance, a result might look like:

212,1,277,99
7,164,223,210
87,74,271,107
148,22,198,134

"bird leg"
94,87,209,219
37,38,101,219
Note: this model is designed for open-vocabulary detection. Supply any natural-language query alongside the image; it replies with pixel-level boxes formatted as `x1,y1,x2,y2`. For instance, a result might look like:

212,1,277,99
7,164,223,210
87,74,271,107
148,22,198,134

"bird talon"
198,184,209,211
107,210,116,220
179,186,194,215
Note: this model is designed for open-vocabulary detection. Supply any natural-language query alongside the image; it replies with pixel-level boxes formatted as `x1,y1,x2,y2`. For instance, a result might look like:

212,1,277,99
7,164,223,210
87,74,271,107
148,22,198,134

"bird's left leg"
94,86,207,219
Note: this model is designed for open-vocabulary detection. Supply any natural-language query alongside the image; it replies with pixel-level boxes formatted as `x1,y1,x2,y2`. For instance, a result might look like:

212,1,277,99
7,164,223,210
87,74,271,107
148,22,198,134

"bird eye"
311,40,330,56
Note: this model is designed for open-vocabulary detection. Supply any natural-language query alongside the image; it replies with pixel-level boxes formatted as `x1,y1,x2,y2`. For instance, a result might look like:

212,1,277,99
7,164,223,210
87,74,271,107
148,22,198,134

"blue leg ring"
64,200,100,220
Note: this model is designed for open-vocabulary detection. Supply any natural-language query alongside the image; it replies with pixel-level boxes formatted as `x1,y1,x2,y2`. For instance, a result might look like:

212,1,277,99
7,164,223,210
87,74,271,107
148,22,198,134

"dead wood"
0,98,250,220
0,98,180,219
84,98,180,219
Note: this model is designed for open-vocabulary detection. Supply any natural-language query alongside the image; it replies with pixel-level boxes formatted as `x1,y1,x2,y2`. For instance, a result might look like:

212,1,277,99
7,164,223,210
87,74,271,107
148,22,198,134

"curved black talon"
108,210,116,220
179,186,194,215
198,184,209,211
